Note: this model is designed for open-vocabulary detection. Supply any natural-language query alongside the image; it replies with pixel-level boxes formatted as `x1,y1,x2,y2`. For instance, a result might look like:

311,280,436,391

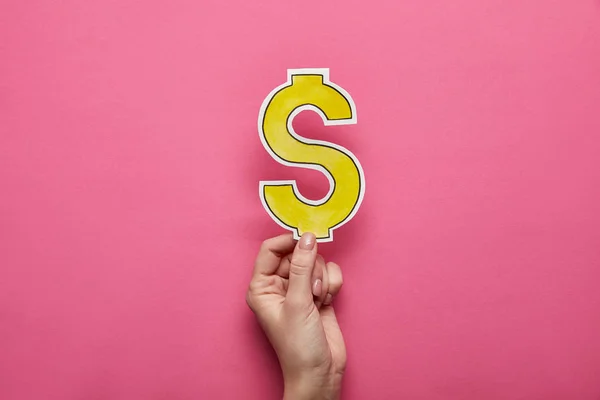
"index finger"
252,233,297,277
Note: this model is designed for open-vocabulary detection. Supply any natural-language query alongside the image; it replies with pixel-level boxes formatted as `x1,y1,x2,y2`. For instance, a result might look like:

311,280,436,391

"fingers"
279,254,340,308
324,261,343,306
314,255,329,308
252,233,296,278
286,232,318,306
274,254,327,303
254,232,340,310
274,254,292,278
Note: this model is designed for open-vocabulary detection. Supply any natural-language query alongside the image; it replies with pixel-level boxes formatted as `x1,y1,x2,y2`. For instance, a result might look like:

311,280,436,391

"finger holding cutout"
286,233,318,307
277,253,328,302
252,233,296,278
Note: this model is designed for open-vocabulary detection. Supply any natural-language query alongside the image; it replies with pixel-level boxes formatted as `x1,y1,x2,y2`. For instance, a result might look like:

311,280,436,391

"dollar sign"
258,69,365,242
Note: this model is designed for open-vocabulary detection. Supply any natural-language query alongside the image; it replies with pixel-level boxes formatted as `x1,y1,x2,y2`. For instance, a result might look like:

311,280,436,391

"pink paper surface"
1,1,600,399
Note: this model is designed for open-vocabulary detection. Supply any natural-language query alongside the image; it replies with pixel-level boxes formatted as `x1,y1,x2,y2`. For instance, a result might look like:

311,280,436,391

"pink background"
2,1,600,399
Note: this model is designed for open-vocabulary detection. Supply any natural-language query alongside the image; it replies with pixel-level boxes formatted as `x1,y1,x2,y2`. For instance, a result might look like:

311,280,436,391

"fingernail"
299,232,316,250
313,279,322,297
324,293,333,306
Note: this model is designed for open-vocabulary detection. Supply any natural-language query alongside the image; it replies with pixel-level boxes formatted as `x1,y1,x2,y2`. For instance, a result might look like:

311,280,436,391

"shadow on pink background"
1,1,600,399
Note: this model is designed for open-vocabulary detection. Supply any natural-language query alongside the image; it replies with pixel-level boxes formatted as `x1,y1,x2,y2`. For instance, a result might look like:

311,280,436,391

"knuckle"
248,278,265,294
290,252,311,270
259,239,270,253
248,279,259,292
267,275,277,286
245,290,254,310
288,261,309,277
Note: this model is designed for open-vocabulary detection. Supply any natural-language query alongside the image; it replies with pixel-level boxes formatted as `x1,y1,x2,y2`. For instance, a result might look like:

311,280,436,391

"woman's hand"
246,232,346,400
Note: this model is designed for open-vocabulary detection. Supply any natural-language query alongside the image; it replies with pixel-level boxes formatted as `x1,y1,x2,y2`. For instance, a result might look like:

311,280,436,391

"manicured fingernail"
324,293,333,306
313,279,322,297
299,232,316,250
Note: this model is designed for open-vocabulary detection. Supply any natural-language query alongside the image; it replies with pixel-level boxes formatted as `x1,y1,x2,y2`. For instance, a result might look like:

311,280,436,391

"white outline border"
258,68,365,243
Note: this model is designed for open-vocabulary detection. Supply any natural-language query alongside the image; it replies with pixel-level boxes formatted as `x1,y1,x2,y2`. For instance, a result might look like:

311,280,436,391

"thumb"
286,232,318,307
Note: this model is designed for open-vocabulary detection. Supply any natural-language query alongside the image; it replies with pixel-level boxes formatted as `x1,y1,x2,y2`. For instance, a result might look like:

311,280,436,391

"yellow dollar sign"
258,68,365,242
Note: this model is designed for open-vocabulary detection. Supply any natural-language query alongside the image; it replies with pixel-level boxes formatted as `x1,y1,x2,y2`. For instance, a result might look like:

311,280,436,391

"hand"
246,232,346,400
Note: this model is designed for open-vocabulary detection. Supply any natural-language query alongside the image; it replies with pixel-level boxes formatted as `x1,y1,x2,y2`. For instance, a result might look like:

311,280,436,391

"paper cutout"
258,68,365,242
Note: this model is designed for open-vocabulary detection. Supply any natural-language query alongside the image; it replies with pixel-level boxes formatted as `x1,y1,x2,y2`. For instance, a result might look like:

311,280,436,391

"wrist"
283,371,343,400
